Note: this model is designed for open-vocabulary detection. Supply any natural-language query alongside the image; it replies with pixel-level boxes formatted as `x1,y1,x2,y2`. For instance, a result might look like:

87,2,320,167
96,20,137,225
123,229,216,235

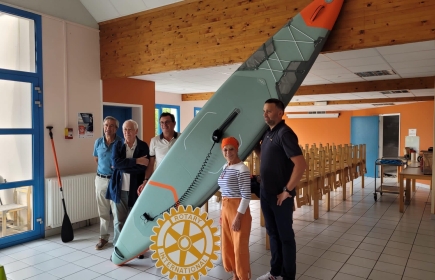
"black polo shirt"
260,120,303,195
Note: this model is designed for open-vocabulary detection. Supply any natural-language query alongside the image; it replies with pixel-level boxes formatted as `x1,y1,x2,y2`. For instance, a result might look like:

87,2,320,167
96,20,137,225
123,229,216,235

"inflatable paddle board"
112,0,344,265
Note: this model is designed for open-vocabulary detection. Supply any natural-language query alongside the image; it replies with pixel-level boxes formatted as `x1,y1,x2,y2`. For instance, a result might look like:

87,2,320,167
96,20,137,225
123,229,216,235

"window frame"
194,107,202,117
0,3,45,247
155,104,181,135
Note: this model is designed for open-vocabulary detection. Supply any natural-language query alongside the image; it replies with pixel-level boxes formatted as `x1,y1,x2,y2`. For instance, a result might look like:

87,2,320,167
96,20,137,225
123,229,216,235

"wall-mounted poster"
78,113,94,138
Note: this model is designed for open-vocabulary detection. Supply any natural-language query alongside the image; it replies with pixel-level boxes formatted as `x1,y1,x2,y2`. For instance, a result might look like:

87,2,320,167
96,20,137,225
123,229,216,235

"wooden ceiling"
99,0,434,110
99,0,435,79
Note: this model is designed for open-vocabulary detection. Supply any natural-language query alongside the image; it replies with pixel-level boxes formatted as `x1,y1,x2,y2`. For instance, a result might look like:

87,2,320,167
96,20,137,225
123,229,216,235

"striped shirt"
218,162,251,214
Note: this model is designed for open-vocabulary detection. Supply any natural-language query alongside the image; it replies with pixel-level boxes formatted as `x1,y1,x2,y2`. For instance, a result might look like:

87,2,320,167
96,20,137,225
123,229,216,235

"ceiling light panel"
380,90,410,94
354,92,385,98
400,71,435,78
322,73,361,80
412,89,435,96
310,67,353,76
337,56,385,68
346,63,392,73
290,96,316,102
390,58,435,69
313,54,332,63
383,50,435,63
324,48,379,61
327,77,364,83
311,94,341,101
362,75,402,81
143,0,182,10
301,80,332,85
382,93,413,98
331,93,363,100
376,40,435,55
80,0,119,22
110,0,147,17
372,103,395,106
395,66,435,75
354,69,396,78
311,61,343,70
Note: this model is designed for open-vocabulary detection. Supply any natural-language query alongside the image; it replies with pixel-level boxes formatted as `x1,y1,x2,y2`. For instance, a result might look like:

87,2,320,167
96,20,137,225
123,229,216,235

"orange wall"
287,111,352,147
286,101,434,155
103,78,155,144
353,101,434,154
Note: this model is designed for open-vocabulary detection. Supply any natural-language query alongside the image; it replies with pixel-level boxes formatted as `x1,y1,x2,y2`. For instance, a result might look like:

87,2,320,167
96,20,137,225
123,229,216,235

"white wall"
180,100,207,132
155,91,206,132
42,16,101,178
0,0,98,28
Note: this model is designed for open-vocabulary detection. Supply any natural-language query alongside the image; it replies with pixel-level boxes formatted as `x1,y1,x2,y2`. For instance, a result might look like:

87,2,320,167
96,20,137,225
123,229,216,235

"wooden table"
398,166,432,213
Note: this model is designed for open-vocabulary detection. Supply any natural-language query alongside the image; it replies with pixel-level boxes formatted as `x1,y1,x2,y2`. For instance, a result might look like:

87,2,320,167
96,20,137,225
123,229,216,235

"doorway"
380,114,400,176
351,116,380,178
103,103,143,140
0,4,45,248
103,105,132,139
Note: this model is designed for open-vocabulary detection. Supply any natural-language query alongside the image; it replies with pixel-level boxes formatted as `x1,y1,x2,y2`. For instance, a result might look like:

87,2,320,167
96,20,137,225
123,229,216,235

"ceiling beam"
289,96,434,106
181,76,435,101
181,92,214,101
296,76,435,96
100,0,435,79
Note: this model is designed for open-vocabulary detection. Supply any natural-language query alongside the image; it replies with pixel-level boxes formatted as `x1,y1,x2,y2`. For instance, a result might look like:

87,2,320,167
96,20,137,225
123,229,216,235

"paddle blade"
61,214,74,243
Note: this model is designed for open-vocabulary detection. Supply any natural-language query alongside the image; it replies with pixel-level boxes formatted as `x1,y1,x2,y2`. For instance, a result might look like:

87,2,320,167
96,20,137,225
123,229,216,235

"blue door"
0,4,45,248
103,106,132,139
351,116,379,178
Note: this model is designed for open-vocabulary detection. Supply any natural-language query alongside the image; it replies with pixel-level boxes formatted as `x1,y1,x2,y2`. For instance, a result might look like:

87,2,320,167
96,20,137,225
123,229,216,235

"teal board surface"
112,0,344,265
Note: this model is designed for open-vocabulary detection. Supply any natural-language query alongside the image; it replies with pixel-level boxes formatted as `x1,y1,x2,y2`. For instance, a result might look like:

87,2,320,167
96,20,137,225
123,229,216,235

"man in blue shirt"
93,116,121,250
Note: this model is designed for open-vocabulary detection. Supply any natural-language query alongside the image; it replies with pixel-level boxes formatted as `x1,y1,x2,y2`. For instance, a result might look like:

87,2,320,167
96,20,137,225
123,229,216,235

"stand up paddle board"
112,0,344,265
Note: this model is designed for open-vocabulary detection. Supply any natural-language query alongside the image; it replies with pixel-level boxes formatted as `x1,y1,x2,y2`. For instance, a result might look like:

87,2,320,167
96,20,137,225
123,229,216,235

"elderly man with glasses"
106,119,149,258
137,112,180,195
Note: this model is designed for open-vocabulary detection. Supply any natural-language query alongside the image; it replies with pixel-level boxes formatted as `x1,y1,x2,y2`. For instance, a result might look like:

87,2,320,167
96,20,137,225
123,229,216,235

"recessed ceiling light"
354,69,396,77
372,103,395,106
380,90,410,94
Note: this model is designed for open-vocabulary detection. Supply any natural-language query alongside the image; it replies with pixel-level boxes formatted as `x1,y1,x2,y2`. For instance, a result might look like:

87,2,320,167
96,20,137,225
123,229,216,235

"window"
194,107,202,117
0,11,36,73
0,3,44,244
155,104,180,135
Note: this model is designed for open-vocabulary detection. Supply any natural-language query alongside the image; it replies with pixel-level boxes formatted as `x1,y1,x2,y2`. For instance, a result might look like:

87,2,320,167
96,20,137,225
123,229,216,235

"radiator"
45,173,98,228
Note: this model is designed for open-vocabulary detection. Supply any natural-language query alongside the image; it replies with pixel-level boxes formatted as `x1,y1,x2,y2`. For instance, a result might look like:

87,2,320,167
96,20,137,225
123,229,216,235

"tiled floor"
1,177,434,280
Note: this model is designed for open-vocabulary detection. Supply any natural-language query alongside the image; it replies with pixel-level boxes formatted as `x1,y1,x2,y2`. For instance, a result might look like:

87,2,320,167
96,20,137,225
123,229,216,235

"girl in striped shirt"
218,137,252,280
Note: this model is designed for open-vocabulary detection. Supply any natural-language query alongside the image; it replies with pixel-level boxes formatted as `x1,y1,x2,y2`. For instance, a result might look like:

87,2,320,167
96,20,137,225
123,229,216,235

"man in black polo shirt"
255,98,307,280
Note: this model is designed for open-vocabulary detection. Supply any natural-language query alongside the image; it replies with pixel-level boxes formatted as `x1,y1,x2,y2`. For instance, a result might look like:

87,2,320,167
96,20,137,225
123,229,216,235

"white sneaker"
256,272,282,280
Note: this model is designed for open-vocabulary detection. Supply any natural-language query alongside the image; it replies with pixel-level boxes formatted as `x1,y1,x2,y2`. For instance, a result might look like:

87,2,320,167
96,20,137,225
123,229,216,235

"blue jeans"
260,190,296,280
112,191,129,246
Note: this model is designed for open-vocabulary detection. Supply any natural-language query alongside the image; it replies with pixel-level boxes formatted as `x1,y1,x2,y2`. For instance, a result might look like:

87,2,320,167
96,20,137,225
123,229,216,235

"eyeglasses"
160,121,173,125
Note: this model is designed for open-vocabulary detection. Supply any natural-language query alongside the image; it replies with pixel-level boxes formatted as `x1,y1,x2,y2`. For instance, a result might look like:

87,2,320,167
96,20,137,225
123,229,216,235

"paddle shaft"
47,127,66,194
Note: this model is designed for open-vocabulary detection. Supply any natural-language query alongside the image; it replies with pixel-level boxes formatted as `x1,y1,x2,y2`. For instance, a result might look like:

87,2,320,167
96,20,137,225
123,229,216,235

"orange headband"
221,137,239,150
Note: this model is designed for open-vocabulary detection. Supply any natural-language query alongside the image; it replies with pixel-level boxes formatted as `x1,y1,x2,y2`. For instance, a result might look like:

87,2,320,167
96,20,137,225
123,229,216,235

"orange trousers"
221,197,252,280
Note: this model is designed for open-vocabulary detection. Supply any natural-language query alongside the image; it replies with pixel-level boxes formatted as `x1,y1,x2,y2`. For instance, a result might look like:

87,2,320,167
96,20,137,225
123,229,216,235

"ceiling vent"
354,69,396,77
372,103,395,106
380,90,410,94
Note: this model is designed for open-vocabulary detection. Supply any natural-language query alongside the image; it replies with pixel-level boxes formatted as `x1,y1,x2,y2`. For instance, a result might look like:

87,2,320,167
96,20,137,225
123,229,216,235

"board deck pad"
112,0,344,265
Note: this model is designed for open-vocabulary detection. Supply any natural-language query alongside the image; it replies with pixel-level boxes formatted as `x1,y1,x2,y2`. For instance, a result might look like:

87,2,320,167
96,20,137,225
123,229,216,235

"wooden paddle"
46,126,74,243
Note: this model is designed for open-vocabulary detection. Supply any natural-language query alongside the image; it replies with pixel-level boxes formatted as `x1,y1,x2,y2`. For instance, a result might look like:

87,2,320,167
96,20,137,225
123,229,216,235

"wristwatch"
283,187,292,194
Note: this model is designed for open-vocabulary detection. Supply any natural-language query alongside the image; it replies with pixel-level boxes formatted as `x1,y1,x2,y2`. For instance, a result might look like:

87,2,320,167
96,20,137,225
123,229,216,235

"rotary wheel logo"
150,205,220,280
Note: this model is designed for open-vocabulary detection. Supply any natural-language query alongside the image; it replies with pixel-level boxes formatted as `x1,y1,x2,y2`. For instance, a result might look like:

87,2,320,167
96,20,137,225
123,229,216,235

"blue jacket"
106,137,149,207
